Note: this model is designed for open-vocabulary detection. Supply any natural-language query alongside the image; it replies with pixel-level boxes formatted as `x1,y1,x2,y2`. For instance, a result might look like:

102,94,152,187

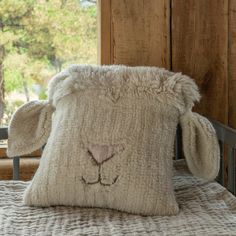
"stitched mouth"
82,175,119,186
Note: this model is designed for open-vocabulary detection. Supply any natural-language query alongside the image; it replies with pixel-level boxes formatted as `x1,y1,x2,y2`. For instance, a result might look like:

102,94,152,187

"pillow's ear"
180,111,220,181
7,101,54,157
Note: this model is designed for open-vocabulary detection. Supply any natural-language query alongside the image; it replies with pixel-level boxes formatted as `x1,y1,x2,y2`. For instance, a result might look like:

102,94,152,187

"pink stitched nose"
88,144,124,164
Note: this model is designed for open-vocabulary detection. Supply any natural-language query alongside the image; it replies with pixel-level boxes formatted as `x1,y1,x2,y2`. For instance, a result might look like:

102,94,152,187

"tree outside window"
0,0,97,125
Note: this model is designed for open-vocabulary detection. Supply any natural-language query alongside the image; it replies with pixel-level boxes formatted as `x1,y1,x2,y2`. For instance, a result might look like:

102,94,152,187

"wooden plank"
0,146,41,158
229,0,236,128
98,0,112,64
111,0,170,68
0,158,39,181
171,0,228,123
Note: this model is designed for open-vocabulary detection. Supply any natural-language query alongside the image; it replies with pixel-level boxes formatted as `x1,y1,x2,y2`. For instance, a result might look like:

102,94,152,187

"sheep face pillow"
7,65,220,216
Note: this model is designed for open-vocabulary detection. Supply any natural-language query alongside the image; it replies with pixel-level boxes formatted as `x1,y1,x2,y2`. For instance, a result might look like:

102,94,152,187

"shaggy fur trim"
48,65,200,112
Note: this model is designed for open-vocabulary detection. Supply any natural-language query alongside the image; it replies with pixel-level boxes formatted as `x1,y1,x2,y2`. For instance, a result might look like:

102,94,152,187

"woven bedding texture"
0,160,236,236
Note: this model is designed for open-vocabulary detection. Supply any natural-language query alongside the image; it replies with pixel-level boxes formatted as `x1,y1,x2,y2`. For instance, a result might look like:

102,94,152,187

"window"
0,0,97,126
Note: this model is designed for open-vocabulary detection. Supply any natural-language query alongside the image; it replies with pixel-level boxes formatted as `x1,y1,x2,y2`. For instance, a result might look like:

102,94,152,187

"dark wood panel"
229,0,236,128
98,0,112,64
171,0,228,123
111,0,170,68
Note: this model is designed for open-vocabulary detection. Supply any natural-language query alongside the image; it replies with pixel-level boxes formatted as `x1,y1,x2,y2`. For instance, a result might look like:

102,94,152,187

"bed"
0,120,236,235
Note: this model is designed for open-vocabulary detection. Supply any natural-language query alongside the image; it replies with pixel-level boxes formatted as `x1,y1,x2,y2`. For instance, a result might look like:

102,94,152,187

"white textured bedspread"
0,160,236,236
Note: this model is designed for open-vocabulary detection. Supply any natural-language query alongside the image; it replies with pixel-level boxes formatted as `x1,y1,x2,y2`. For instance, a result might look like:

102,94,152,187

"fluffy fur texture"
7,65,220,216
7,101,54,157
180,111,220,180
48,65,200,113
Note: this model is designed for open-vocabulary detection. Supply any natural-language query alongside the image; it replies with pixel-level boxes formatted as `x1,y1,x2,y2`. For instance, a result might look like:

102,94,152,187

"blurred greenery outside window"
0,0,97,126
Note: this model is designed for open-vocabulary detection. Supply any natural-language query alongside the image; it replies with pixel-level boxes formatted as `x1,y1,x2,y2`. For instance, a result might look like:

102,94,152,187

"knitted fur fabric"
7,65,220,216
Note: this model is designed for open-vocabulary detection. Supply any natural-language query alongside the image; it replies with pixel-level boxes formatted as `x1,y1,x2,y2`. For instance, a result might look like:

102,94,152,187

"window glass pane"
0,0,97,126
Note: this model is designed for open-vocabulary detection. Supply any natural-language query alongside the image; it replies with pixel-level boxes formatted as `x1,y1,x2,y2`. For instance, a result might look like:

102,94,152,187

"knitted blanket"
0,160,236,236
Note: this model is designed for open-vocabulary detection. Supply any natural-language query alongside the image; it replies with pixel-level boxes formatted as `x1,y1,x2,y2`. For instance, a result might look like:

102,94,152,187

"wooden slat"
229,0,236,128
0,158,39,181
0,146,41,158
224,144,229,188
171,0,228,123
111,0,170,68
98,0,112,64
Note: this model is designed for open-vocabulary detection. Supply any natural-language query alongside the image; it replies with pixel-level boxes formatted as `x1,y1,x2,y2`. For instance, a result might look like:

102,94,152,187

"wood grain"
0,146,41,158
111,0,170,68
171,0,228,123
229,0,236,128
0,158,39,181
98,0,112,64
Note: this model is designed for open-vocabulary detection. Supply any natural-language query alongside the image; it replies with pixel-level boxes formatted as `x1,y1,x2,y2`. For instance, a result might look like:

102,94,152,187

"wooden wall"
99,0,236,128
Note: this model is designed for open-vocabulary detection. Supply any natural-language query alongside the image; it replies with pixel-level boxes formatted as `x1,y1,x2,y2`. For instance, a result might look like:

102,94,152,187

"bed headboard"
1,120,236,195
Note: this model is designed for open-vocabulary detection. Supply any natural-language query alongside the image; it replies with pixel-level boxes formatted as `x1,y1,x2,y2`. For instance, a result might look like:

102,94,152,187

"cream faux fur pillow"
7,65,220,216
